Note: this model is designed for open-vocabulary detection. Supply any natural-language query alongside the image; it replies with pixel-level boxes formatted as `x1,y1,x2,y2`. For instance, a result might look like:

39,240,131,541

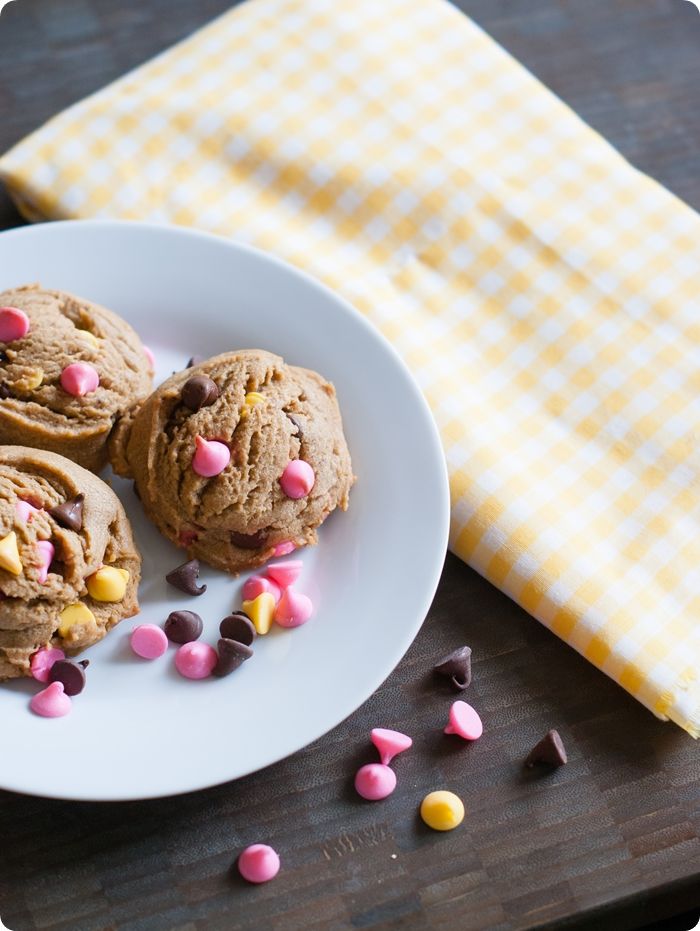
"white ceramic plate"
0,220,449,801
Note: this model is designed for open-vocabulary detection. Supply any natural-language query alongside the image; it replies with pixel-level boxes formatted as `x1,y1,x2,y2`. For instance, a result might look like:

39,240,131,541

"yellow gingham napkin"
1,0,699,736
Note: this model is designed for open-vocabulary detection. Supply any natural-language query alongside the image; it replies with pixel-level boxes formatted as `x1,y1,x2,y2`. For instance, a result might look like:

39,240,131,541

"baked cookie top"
0,285,152,471
111,349,354,573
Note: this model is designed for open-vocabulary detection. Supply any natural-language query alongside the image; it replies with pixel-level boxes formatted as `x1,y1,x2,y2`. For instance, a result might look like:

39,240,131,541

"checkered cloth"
1,0,699,736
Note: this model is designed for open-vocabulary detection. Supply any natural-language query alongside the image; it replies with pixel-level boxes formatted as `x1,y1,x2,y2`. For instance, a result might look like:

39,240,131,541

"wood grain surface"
0,2,699,930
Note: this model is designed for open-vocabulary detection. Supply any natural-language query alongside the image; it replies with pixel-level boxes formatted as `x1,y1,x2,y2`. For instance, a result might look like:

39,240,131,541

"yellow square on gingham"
1,0,699,735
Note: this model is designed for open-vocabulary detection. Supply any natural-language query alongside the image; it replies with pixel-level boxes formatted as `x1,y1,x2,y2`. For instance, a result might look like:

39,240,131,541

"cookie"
0,285,152,472
0,445,141,679
110,349,354,573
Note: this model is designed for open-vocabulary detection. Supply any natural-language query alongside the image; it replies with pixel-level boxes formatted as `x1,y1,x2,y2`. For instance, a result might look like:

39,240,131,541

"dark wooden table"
0,2,699,929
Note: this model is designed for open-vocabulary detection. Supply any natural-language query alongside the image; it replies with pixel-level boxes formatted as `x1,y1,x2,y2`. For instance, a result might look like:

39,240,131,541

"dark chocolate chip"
0,351,8,363
49,494,84,532
164,610,203,644
213,637,253,677
286,413,303,440
78,660,90,669
181,375,219,411
219,612,256,645
185,355,204,369
49,659,86,696
433,645,472,690
0,383,12,399
165,558,206,595
524,729,567,768
230,530,268,550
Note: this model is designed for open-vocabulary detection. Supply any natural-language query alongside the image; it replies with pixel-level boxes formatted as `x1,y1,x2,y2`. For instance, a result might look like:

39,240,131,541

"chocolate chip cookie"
110,349,354,573
0,285,153,472
0,445,141,679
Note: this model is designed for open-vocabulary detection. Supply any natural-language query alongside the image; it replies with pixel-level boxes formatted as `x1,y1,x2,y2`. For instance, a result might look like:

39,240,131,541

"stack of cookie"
0,285,353,679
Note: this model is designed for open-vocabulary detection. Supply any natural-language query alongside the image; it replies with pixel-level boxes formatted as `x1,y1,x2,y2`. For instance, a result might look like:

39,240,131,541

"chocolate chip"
0,383,12,399
164,610,203,644
286,413,303,440
433,645,472,690
213,637,253,677
181,375,219,411
230,530,268,550
49,494,84,532
49,659,86,696
185,355,204,369
524,729,567,768
0,351,8,363
79,660,90,669
165,558,206,595
219,612,256,645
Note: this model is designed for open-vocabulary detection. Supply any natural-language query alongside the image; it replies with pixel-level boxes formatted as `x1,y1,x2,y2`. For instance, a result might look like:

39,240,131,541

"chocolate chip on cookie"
181,375,219,411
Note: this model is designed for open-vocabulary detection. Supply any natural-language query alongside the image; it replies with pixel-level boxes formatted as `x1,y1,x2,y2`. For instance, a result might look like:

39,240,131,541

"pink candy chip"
0,306,30,342
130,624,168,660
30,681,72,718
15,500,40,523
444,700,483,741
274,588,313,628
371,728,413,766
143,345,156,369
279,459,315,499
35,540,55,584
175,641,217,679
242,574,281,603
266,560,302,590
238,844,281,884
30,646,65,683
60,362,99,397
355,763,397,801
272,541,296,557
192,436,230,477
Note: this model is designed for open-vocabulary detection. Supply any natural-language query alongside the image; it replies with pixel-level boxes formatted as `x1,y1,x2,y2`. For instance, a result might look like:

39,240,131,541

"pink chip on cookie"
272,541,296,557
35,540,55,584
0,306,30,342
60,362,99,397
30,646,65,683
15,500,40,523
192,436,230,477
279,460,315,499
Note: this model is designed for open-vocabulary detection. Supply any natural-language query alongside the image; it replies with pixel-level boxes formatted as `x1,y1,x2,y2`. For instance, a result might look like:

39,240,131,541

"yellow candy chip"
420,791,465,832
14,367,44,391
0,531,22,575
241,592,275,635
58,602,97,640
76,328,101,349
86,566,129,602
245,392,265,406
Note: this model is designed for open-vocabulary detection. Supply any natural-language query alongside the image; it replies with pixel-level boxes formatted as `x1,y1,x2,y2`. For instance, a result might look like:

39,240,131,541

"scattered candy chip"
49,659,87,696
0,531,22,575
165,558,206,595
420,791,465,831
279,459,315,499
266,560,302,590
213,637,253,677
242,574,281,603
130,624,168,659
524,729,568,768
274,588,313,628
0,306,30,342
444,700,483,741
58,602,97,640
192,436,230,477
15,500,40,523
30,681,72,718
175,641,218,679
60,362,99,397
272,540,296,557
434,645,472,691
371,728,413,766
164,610,203,644
238,844,280,884
30,646,65,683
49,494,84,532
219,613,256,645
355,763,397,801
181,375,219,411
35,540,55,584
86,565,129,602
242,592,276,635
